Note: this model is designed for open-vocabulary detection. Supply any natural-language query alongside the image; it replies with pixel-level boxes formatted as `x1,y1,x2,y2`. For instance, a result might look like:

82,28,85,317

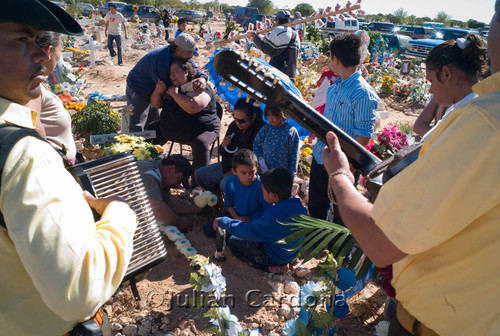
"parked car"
121,5,159,21
397,25,433,39
364,22,396,34
78,3,95,17
234,7,259,25
242,14,266,31
381,33,411,54
98,1,126,17
406,28,472,58
173,9,203,22
320,16,359,37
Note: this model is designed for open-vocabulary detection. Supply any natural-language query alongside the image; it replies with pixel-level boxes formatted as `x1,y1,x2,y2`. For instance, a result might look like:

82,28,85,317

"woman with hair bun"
421,33,489,140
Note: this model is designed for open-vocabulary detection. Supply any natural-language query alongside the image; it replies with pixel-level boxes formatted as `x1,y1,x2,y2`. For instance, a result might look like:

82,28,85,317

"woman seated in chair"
195,97,266,193
149,58,220,170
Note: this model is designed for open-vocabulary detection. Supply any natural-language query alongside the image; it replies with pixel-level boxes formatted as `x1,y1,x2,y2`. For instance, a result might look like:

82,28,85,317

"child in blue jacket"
203,148,269,237
213,167,307,273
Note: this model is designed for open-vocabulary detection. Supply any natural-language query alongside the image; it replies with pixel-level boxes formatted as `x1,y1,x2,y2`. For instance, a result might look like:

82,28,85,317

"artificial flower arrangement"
104,134,163,161
52,59,86,97
297,144,313,178
160,224,259,334
160,225,198,257
381,75,397,94
64,101,86,111
194,190,219,218
366,123,409,160
194,190,218,208
282,254,358,335
189,256,260,335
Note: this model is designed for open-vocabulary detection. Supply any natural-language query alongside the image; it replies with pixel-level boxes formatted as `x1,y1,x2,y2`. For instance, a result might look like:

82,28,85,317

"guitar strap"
0,124,49,229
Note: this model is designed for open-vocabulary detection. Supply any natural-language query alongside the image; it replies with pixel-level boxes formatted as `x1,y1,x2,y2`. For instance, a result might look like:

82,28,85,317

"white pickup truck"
320,17,359,38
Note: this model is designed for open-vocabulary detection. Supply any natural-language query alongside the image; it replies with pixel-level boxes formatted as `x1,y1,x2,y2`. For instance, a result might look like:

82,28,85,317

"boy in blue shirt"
213,168,308,273
203,149,269,237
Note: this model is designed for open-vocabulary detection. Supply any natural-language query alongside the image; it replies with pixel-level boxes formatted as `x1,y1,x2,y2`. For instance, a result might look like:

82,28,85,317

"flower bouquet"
297,145,313,178
104,134,163,161
366,123,409,160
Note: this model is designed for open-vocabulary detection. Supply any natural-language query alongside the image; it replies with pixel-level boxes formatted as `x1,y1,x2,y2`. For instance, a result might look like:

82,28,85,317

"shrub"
223,20,238,39
71,101,121,146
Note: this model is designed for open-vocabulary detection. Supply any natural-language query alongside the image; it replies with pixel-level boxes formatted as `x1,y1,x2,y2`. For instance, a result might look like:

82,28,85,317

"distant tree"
247,0,273,13
220,4,235,13
292,3,314,17
435,11,451,25
467,19,487,29
449,20,466,28
386,14,402,25
393,7,408,24
407,15,416,25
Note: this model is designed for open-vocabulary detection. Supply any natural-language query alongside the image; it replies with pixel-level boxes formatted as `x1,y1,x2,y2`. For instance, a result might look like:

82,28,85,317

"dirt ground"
73,19,422,336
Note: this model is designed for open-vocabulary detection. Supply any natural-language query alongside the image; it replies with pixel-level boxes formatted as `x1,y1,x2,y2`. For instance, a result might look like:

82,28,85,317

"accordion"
68,152,167,282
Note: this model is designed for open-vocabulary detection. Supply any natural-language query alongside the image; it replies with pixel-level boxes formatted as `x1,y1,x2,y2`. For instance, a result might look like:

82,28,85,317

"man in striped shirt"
308,34,380,221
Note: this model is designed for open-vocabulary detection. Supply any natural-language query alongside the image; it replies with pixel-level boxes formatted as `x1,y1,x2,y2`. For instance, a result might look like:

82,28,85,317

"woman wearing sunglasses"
195,97,266,193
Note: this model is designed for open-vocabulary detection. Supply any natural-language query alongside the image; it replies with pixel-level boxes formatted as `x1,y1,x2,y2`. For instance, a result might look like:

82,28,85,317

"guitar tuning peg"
246,96,251,103
248,58,254,67
238,90,242,97
239,52,245,60
263,70,272,78
255,65,264,72
220,79,227,86
228,84,236,91
273,77,279,85
253,101,260,107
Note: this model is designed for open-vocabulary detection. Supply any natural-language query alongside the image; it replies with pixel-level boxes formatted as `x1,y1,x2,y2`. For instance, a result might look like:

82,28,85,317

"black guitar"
213,49,421,200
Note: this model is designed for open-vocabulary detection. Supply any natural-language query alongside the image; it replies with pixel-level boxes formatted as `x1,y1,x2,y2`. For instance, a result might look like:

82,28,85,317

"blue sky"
208,0,494,24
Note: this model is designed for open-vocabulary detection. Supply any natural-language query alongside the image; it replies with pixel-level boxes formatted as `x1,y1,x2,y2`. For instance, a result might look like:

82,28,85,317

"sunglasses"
233,117,249,124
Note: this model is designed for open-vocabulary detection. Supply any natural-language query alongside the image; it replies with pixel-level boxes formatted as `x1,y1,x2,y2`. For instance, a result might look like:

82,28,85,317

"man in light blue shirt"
308,34,379,221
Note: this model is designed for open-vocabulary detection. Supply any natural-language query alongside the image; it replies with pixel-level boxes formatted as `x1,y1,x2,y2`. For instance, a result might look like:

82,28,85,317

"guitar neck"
212,49,381,176
285,92,380,175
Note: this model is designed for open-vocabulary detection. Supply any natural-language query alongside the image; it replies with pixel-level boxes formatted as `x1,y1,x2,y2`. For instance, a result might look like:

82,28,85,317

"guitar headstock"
213,49,293,107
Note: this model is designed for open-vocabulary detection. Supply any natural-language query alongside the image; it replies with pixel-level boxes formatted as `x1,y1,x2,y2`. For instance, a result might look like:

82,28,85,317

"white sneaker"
109,57,114,65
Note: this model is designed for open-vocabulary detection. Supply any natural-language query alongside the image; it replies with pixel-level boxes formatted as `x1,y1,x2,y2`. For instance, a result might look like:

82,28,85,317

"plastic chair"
167,101,223,162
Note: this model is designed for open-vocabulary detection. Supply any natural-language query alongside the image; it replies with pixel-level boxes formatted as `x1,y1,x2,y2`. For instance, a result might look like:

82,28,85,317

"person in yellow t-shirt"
320,2,500,335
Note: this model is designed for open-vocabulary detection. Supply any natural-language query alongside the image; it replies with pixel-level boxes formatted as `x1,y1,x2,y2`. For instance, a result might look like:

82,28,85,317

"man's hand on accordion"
83,190,128,215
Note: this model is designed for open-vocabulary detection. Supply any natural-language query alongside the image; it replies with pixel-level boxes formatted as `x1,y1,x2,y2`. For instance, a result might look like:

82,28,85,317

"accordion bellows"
68,152,167,281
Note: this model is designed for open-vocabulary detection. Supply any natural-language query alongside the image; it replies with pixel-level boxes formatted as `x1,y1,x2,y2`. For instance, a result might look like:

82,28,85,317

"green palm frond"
281,215,375,280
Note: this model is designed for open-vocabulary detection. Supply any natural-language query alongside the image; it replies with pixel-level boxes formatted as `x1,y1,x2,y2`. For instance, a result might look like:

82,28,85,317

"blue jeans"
107,34,122,65
194,162,230,192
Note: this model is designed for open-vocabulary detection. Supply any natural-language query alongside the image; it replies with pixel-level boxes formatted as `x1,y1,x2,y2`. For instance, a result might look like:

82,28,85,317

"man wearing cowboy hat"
0,1,137,334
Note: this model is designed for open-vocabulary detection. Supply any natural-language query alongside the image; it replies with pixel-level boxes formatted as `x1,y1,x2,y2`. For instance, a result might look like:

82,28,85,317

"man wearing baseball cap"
126,33,208,131
0,1,137,335
250,10,300,80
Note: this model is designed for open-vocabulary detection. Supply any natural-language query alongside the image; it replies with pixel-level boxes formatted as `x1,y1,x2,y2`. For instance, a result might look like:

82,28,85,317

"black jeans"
308,158,359,226
107,34,122,65
307,158,330,220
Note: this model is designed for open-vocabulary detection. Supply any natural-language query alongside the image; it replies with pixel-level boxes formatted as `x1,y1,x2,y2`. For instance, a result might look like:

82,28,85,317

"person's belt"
396,303,439,336
62,309,104,336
